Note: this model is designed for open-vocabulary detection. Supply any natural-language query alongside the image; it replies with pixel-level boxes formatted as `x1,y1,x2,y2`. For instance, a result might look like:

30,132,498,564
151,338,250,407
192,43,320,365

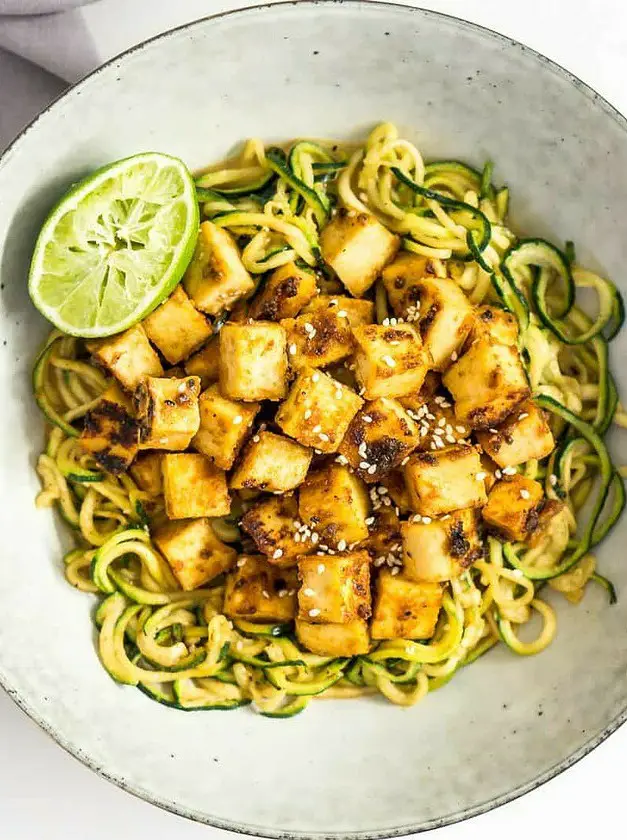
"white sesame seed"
422,516,432,524
359,461,370,470
273,548,284,559
358,442,368,456
262,590,270,599
252,434,260,443
237,558,247,567
391,567,400,576
329,299,338,306
308,608,321,617
368,464,377,474
278,589,288,598
433,428,444,436
441,514,451,520
438,417,446,427
335,454,348,465
317,563,326,573
294,533,301,543
233,415,243,425
304,409,312,419
495,469,502,479
520,489,531,500
503,466,516,476
303,588,315,596
401,456,410,466
518,412,529,420
430,442,437,450
312,424,322,433
374,556,386,567
304,322,314,333
446,435,456,444
489,427,499,434
476,471,487,481
435,437,445,448
314,449,322,455
288,589,296,596
378,487,388,495
382,354,396,368
359,386,366,395
337,310,348,318
549,474,558,486
456,426,467,434
382,318,390,327
312,372,320,382
365,516,375,525
289,343,297,355
309,329,317,339
337,539,347,551
362,415,373,423
450,351,458,361
319,433,330,442
311,533,320,544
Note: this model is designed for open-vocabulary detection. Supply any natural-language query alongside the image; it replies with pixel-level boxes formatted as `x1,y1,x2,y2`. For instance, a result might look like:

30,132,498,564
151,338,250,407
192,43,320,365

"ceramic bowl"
1,2,626,836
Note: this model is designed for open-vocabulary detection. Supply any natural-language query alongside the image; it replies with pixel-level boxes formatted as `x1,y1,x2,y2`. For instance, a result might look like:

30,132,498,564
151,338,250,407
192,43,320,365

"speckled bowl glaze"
1,2,626,836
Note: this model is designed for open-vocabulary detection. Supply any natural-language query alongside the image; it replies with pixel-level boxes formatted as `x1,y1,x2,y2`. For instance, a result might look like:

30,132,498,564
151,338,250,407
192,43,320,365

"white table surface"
1,1,626,838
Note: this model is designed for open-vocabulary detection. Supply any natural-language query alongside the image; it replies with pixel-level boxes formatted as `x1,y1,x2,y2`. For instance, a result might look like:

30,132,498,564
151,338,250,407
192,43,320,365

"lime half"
29,152,199,338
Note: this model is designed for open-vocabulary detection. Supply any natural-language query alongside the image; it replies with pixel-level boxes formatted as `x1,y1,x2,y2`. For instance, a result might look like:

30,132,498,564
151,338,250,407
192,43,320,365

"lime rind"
28,152,199,338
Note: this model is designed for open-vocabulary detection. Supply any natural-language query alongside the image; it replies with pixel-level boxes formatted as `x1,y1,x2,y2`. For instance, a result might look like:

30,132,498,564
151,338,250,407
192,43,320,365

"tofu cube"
191,384,259,469
320,208,400,296
80,383,139,473
240,494,314,566
339,397,419,482
381,252,431,316
371,570,443,640
360,507,402,563
399,392,470,452
223,555,298,622
153,517,237,590
275,368,363,453
476,400,555,468
352,324,431,399
404,445,487,517
142,285,212,364
443,337,530,429
402,508,483,582
295,618,370,656
184,221,255,315
467,305,519,347
230,431,312,493
87,324,163,391
219,321,287,401
162,453,230,519
135,376,201,450
297,551,371,623
414,277,475,370
302,295,374,327
130,452,163,495
249,261,317,320
281,308,354,371
299,464,370,548
184,338,220,388
482,475,545,542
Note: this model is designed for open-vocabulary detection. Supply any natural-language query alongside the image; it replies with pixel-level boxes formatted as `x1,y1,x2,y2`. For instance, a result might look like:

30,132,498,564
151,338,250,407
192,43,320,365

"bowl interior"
1,3,626,837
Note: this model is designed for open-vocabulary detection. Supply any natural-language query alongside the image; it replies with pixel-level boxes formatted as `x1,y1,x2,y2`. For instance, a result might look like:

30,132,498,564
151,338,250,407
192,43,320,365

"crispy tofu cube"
482,475,545,542
402,508,483,582
360,507,402,563
302,295,374,326
153,517,237,590
249,261,317,320
130,452,163,495
223,555,298,622
295,618,370,656
275,368,363,453
230,431,312,493
135,376,201,450
87,325,163,391
162,453,230,519
414,277,475,370
240,494,314,565
191,384,259,469
467,305,518,347
297,551,371,623
443,337,530,430
184,221,255,315
404,445,487,517
381,253,431,316
219,321,287,401
298,464,370,548
80,383,139,473
142,285,212,365
320,208,399,296
184,338,220,388
281,309,354,371
476,400,555,468
352,324,431,399
339,398,419,482
399,392,470,452
371,570,443,640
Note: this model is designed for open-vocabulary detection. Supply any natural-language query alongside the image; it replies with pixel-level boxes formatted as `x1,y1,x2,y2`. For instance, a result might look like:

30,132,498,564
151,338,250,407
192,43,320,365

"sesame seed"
476,472,487,481
430,442,437,450
378,487,388,495
495,469,502,479
446,435,456,444
236,558,247,567
337,539,347,551
456,426,467,434
308,608,321,617
335,454,348,465
358,442,368,457
518,412,529,420
278,589,288,598
329,299,338,306
362,415,373,423
438,417,446,427
303,588,315,596
252,435,260,443
549,474,558,486
382,318,390,326
382,354,396,368
434,428,444,436
441,514,451,520
359,386,366,395
401,456,410,466
294,533,301,543
489,428,499,434
367,465,377,474
289,343,297,355
309,328,317,339
319,544,329,551
311,533,320,544
304,409,312,419
391,567,400,576
503,466,516,476
435,438,445,449
312,424,322,433
273,548,284,559
314,449,323,455
359,461,370,469
262,590,270,599
319,433,330,442
312,372,320,382
288,589,296,596
317,563,326,573
337,310,348,318
233,415,243,425
304,322,314,333
520,489,531,499
450,351,458,361
365,516,375,525
422,516,432,524
374,556,386,567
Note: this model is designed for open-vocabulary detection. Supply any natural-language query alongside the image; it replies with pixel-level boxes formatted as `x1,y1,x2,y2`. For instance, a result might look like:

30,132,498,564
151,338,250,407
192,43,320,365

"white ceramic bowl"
1,3,626,836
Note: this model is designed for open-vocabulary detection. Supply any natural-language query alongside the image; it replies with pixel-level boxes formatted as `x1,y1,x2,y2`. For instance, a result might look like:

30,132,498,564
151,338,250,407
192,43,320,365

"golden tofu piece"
153,517,237,590
184,221,255,315
240,494,314,566
482,475,545,542
191,384,259,470
219,321,287,401
371,570,443,640
404,445,487,517
275,368,363,454
414,276,475,369
184,338,221,388
249,261,317,320
230,431,312,493
298,464,370,548
142,285,212,364
297,551,371,623
223,555,298,622
339,397,419,482
129,451,163,495
302,294,374,326
443,337,530,430
87,324,163,391
80,383,139,474
162,453,230,519
320,208,400,296
281,308,354,371
360,507,402,563
381,253,431,316
352,324,431,399
295,618,370,656
401,508,483,582
476,400,555,468
135,376,201,450
467,305,519,347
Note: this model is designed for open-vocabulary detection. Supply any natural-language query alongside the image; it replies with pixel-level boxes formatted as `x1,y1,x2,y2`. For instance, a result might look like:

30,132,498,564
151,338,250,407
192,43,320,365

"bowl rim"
1,1,626,836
